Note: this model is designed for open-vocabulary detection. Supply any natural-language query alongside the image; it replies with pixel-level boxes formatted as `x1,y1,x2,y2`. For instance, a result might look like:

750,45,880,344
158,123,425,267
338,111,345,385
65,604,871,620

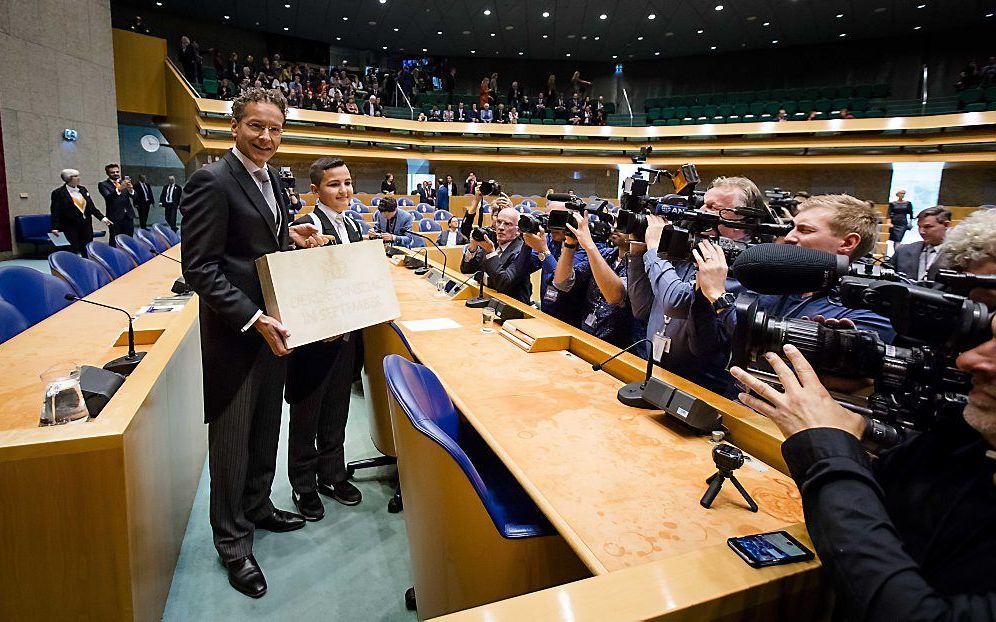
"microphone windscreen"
545,193,577,203
732,243,848,295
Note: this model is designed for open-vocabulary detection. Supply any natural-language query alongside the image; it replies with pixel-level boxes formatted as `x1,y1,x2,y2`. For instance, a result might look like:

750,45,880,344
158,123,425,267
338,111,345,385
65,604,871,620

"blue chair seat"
384,355,554,539
116,234,156,264
419,219,442,232
416,203,434,213
49,251,111,297
352,204,371,213
14,214,52,245
0,299,30,343
136,228,169,254
86,242,136,278
152,223,180,246
396,197,414,207
433,210,452,221
0,266,74,326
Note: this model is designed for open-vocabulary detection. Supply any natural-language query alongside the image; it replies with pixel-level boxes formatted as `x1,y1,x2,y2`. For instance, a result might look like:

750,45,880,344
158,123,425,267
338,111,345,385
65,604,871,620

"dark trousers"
108,218,134,246
208,347,286,562
135,203,150,229
165,204,179,231
287,337,356,493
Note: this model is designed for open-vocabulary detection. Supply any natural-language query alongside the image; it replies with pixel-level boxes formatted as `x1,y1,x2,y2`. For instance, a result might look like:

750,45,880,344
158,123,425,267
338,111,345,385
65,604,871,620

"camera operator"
519,200,590,325
552,213,644,352
728,284,996,618
459,196,532,304
627,176,760,397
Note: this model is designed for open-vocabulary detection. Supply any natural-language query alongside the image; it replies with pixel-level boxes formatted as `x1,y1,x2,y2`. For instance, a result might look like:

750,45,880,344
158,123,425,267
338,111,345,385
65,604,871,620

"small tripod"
700,443,759,512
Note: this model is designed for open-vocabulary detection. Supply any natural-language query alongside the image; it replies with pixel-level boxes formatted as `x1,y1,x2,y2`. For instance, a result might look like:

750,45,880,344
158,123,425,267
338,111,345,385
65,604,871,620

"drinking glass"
39,363,87,426
481,307,496,333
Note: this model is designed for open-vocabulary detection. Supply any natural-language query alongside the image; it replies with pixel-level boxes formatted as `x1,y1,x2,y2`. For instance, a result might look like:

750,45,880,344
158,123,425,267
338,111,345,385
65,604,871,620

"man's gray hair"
60,169,79,182
941,209,996,270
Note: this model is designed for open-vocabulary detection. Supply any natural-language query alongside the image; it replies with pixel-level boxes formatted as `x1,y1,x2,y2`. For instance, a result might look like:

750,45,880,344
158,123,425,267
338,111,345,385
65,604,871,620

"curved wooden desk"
0,247,206,621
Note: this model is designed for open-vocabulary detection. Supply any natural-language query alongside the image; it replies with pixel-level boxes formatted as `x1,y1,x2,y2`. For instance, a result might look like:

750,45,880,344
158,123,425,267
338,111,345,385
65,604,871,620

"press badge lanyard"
652,315,672,363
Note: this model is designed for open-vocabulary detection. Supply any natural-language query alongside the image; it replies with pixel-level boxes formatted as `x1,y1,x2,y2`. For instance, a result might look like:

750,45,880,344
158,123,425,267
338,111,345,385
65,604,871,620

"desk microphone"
465,270,490,308
148,247,181,264
64,294,146,376
406,229,449,278
591,338,721,433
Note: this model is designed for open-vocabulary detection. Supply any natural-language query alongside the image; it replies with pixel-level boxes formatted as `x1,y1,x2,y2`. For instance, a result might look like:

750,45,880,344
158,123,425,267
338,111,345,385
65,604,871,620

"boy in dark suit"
285,157,365,520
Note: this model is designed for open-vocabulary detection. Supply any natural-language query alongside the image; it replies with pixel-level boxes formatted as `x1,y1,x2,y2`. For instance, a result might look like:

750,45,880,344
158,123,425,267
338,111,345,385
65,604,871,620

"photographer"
459,197,532,304
519,200,590,325
728,293,996,618
552,214,643,351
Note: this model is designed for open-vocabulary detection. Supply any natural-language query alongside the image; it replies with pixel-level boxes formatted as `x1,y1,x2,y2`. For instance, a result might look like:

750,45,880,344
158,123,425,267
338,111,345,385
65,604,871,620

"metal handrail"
622,88,634,126
397,83,415,120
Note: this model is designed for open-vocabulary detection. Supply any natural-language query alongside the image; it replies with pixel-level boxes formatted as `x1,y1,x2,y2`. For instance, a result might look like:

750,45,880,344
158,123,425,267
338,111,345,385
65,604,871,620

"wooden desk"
372,252,819,618
0,247,206,621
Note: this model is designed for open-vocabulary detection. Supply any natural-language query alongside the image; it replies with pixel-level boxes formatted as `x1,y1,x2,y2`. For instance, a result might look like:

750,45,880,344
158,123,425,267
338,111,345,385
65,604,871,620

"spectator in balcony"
569,107,582,125
553,96,568,119
581,104,593,125
775,108,789,122
363,94,381,116
981,57,996,87
243,54,256,75
287,89,301,107
479,77,491,109
507,81,522,108
534,93,546,116
508,106,519,124
219,79,236,100
179,36,198,82
455,101,469,122
381,173,397,195
416,111,428,122
465,172,479,195
494,103,508,123
546,74,558,101
469,103,480,121
225,52,239,81
805,110,819,121
571,71,592,95
442,104,454,122
479,102,494,123
429,105,442,121
301,89,316,110
518,95,532,118
594,95,606,116
488,73,499,104
839,107,855,119
345,96,359,114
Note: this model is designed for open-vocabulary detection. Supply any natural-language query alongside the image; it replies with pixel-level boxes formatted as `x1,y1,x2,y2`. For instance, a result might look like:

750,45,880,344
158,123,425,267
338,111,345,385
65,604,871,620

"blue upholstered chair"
0,266,74,326
415,203,434,213
357,221,372,236
345,209,364,223
371,197,383,206
152,223,180,246
48,251,111,297
383,354,586,617
86,242,136,279
135,228,169,254
115,234,156,264
0,299,30,343
513,205,529,213
408,235,427,248
433,210,452,221
519,199,537,208
419,219,442,233
396,197,414,207
352,204,371,213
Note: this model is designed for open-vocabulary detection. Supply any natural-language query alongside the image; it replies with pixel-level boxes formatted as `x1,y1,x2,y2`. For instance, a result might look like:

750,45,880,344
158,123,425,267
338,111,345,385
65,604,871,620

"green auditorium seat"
653,119,668,126
717,104,733,118
666,118,681,126
871,83,890,98
674,106,688,119
660,107,675,120
554,119,567,125
854,85,872,99
605,102,616,114
203,79,218,96
814,98,833,113
545,108,555,119
989,101,996,111
819,86,837,99
752,90,769,102
542,118,556,125
959,88,983,107
733,103,749,118
762,101,780,116
681,117,697,125
202,67,218,81
838,85,854,98
802,87,820,100
689,105,704,119
648,107,662,121
748,102,765,117
849,97,869,112
963,103,986,112
984,87,996,102
703,105,718,119
796,99,814,114
831,98,849,111
780,101,798,115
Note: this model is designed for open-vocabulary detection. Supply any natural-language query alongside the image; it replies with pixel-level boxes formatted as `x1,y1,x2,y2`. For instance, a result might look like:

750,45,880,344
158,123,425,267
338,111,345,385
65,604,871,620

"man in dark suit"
98,163,135,246
50,168,112,257
460,204,532,304
180,88,324,599
464,172,478,195
440,174,459,198
159,175,183,231
285,157,365,521
888,206,952,281
368,196,414,247
416,180,434,206
437,217,467,247
133,174,155,229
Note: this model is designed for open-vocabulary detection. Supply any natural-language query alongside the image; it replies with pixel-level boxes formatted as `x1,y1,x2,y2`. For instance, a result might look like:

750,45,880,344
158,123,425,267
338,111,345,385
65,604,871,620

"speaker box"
80,365,125,418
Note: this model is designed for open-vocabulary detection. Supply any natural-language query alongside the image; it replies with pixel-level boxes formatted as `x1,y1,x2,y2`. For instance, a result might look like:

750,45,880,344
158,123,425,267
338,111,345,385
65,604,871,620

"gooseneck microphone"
406,229,450,279
148,247,181,264
146,246,191,294
64,294,146,375
732,243,850,295
592,339,656,407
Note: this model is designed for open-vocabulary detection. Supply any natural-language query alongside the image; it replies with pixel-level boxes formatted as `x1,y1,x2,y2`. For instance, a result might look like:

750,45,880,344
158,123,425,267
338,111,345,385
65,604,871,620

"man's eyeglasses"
244,121,283,136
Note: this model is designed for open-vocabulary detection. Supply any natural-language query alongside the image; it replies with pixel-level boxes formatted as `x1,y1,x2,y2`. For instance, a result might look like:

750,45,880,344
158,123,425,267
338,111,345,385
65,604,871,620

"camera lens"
616,210,648,241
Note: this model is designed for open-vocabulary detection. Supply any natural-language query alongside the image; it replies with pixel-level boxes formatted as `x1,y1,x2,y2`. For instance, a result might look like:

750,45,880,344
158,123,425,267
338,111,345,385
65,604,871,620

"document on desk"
400,318,462,332
257,240,401,348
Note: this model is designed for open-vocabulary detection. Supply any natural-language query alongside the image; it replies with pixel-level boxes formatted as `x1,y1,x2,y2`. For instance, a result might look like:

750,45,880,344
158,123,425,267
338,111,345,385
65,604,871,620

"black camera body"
479,179,501,196
764,188,796,213
732,276,994,447
656,207,791,264
471,226,497,244
518,211,549,235
617,164,702,241
712,443,746,473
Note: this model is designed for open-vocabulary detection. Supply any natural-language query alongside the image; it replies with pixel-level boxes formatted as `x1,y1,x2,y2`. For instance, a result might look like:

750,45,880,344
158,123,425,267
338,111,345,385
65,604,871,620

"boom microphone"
732,243,849,295
545,193,578,203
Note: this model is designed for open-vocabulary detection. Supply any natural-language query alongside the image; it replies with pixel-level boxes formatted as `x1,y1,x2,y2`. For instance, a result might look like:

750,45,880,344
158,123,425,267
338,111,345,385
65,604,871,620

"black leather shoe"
224,555,267,598
252,508,306,532
318,480,362,506
387,487,403,514
293,491,325,521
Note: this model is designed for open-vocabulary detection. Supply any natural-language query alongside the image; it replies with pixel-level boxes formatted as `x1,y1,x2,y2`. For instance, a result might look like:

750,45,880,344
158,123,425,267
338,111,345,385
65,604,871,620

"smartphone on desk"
728,530,814,568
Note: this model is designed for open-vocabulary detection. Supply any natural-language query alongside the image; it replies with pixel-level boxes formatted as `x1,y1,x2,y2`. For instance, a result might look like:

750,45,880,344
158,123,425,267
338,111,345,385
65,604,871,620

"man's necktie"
252,169,279,230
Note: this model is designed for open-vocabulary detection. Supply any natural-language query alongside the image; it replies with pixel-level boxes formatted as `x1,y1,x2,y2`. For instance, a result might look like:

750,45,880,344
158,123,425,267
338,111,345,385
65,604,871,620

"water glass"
39,363,87,426
481,307,496,333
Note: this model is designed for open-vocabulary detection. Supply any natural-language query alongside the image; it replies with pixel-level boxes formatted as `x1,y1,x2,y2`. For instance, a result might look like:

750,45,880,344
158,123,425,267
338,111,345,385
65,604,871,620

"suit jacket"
134,181,155,208
50,184,104,250
97,179,136,224
416,186,434,205
372,209,414,247
888,241,947,281
436,229,467,247
180,150,290,422
436,184,451,212
285,208,364,403
460,237,531,303
160,183,184,207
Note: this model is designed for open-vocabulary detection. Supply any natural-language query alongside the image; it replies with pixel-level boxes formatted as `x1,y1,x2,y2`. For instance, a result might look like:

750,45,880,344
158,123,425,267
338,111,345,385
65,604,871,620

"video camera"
479,179,501,196
764,188,797,214
732,277,995,449
521,194,616,244
657,203,792,264
471,226,497,245
616,164,703,241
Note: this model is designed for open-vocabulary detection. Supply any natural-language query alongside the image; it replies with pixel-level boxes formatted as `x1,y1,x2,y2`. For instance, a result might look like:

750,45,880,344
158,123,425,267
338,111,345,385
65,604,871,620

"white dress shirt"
918,244,938,280
306,202,353,244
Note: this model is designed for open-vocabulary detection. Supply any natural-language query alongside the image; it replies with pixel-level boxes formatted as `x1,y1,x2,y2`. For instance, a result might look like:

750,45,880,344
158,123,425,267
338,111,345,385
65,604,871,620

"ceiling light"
223,15,229,19
710,45,717,50
490,32,496,37
471,49,476,53
518,51,524,55
155,1,161,5
462,30,470,34
542,11,550,17
715,4,723,10
483,9,491,15
566,53,571,57
542,34,548,38
284,3,290,7
836,13,844,18
368,20,376,25
612,54,618,59
697,29,704,34
771,39,779,43
599,14,607,20
335,36,341,40
648,13,656,19
654,51,660,56
913,25,921,29
594,36,600,40
987,12,995,17
505,25,513,30
637,36,644,40
762,21,770,26
393,27,399,31
342,16,348,20
379,0,386,3
437,30,443,35
916,3,925,7
283,27,289,30
839,33,847,37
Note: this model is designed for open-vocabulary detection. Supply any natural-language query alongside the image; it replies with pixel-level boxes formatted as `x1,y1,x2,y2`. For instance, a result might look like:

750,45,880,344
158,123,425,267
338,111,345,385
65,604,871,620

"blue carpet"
163,390,416,621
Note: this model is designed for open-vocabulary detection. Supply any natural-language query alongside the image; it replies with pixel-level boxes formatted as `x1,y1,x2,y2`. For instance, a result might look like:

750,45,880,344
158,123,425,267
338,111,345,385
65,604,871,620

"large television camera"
732,276,994,449
616,164,704,241
522,194,616,244
657,204,792,264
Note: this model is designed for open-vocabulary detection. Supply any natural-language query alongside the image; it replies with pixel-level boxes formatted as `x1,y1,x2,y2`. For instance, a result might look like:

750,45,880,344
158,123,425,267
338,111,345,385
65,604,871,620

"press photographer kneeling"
728,209,996,620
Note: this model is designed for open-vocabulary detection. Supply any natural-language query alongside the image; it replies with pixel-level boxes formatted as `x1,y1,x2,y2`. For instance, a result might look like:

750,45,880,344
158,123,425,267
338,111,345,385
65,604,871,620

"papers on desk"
400,318,462,332
47,232,70,246
137,304,183,315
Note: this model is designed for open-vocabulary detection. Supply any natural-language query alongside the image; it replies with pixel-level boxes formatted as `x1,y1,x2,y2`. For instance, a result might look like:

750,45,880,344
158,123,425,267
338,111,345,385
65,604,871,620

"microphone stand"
591,339,656,407
406,229,449,279
146,247,191,294
64,294,146,376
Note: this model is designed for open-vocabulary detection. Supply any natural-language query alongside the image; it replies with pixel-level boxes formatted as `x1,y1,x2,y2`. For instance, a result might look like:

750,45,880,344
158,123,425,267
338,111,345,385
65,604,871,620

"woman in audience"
442,104,454,122
571,70,592,95
345,96,359,114
887,189,914,245
381,173,397,194
546,74,558,101
479,76,490,109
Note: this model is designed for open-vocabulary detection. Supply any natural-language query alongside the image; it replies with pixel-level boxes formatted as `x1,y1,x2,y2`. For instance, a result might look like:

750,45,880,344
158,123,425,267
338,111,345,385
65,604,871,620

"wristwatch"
712,292,736,313
537,251,549,261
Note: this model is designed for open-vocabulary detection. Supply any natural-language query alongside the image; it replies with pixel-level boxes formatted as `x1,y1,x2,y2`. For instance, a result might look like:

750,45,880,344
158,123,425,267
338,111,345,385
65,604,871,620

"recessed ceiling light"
648,13,656,19
283,27,289,31
594,36,600,40
715,4,723,11
483,9,491,15
382,46,387,50
368,21,376,25
697,29,704,34
284,3,290,7
566,53,571,57
914,25,922,29
518,51,524,55
462,30,470,34
471,49,476,53
916,3,925,7
223,14,229,19
612,54,618,59
836,13,844,18
665,31,674,36
542,34,548,38
379,0,386,3
599,14,607,20
335,36,341,40
437,30,443,35
542,11,550,18
654,51,660,56
637,36,644,40
505,25,514,30
762,21,770,26
772,39,779,43
490,32,496,37
342,16,348,20
746,15,757,21
393,27,399,31
839,32,847,37
987,12,995,17
711,45,717,50
155,1,162,5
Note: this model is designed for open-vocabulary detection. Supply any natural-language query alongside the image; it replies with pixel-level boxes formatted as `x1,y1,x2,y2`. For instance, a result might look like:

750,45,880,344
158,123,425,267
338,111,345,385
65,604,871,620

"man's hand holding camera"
730,345,867,440
693,239,729,303
565,212,596,253
643,214,669,251
522,227,550,255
